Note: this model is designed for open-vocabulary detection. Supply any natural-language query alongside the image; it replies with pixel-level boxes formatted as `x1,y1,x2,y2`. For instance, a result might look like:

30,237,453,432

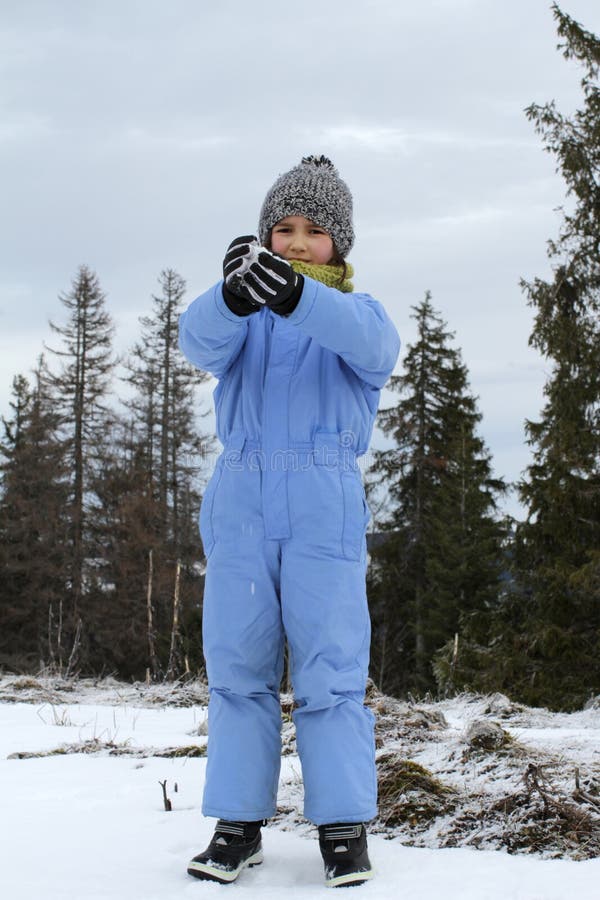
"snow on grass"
1,676,600,899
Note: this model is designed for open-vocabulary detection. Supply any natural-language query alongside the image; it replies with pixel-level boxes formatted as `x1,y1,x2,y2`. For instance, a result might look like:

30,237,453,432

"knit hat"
258,155,354,258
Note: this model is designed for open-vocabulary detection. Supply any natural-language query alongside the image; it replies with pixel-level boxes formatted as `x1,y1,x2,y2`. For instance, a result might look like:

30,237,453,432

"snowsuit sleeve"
285,276,400,388
178,281,250,379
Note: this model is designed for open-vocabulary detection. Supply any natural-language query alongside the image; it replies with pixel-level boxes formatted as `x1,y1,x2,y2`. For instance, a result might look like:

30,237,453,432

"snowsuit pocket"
341,471,371,562
199,461,223,559
312,431,370,562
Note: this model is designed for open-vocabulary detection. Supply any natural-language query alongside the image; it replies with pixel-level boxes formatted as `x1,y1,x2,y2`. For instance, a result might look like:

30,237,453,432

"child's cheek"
313,238,335,265
270,234,287,256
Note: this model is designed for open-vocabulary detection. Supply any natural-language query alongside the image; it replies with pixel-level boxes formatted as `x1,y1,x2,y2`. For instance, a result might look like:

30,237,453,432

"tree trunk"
146,550,160,680
165,559,182,681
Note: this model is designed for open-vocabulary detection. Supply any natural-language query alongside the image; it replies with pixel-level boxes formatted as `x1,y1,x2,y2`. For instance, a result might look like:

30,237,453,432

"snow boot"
318,823,373,888
187,819,264,883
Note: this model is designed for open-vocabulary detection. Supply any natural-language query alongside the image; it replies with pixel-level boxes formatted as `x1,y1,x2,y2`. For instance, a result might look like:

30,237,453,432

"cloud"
107,127,234,154
302,123,538,154
0,114,52,144
360,203,529,240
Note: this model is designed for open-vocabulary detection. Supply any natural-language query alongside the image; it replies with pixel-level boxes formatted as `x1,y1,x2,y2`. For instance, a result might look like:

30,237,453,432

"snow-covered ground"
1,676,599,900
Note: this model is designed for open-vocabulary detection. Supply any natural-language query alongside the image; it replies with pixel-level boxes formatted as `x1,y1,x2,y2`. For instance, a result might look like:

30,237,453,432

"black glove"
243,249,304,316
222,237,304,317
221,235,263,317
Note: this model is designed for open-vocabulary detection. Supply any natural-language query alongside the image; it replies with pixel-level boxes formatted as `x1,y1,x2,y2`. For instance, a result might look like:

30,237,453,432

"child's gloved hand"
223,235,261,287
242,249,303,315
222,236,304,317
222,235,263,317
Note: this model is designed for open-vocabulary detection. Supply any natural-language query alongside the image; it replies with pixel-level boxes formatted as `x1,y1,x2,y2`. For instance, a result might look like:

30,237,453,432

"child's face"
270,215,335,265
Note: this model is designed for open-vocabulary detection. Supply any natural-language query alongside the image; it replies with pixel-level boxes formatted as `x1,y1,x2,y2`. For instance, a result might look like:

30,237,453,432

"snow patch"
1,677,600,898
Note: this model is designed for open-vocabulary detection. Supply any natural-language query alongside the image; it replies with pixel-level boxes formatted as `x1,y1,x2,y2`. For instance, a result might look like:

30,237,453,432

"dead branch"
159,779,172,811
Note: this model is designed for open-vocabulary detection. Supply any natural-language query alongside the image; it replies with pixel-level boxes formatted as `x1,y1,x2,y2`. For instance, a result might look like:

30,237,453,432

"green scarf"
289,260,354,293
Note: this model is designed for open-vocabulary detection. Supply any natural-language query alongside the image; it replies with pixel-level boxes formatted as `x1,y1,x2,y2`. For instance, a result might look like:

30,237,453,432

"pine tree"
124,269,211,543
441,6,600,711
80,423,154,678
501,5,599,709
91,269,210,679
44,265,116,669
0,360,69,671
367,295,506,696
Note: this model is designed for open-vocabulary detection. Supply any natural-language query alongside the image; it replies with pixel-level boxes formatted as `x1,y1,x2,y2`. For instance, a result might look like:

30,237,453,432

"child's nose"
290,232,307,250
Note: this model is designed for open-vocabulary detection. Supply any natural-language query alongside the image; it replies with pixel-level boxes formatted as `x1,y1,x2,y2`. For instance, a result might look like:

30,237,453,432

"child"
178,155,400,888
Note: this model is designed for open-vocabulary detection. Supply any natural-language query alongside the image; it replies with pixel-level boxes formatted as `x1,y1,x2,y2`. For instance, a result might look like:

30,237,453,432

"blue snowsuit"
179,275,400,825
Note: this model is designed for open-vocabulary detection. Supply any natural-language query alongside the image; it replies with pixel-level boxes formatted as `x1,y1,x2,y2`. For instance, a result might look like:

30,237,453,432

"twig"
159,779,172,811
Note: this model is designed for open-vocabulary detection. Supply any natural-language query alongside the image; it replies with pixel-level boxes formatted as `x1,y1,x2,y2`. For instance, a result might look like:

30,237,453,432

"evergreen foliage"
42,264,116,672
0,266,211,680
367,294,507,697
94,268,211,680
440,5,600,711
0,362,69,671
517,4,600,709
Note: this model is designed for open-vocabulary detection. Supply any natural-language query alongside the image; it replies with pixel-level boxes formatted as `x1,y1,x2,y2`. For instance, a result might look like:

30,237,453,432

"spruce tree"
124,269,211,543
442,6,600,710
504,6,599,708
44,265,116,669
0,361,69,671
92,269,210,679
85,422,161,678
367,294,506,696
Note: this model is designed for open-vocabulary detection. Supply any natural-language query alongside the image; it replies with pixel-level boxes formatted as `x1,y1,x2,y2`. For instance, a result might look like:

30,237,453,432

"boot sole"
187,849,263,883
325,868,374,888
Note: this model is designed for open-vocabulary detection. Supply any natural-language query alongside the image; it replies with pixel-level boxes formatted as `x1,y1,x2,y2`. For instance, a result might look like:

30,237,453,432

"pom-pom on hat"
258,155,354,258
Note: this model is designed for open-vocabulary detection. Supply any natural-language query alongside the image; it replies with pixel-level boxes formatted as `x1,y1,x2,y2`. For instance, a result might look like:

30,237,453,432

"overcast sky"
1,0,599,520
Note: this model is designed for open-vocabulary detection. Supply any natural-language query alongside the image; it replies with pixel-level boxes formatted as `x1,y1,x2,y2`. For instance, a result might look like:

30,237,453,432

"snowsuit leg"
201,460,284,821
281,463,377,825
